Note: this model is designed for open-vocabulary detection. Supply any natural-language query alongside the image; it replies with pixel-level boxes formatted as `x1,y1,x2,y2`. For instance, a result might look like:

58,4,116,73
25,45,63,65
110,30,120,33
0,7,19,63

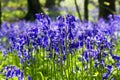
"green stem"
60,53,63,79
81,46,84,80
67,54,70,80
43,48,45,69
53,51,56,79
75,51,77,80
89,58,92,80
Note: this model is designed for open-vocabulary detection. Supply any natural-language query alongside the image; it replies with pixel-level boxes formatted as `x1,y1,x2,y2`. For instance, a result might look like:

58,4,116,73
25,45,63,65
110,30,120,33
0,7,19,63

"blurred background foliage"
1,0,120,22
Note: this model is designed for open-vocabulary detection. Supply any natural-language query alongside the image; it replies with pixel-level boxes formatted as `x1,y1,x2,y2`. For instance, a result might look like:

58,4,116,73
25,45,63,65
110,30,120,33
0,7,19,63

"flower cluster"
2,65,24,80
0,14,120,79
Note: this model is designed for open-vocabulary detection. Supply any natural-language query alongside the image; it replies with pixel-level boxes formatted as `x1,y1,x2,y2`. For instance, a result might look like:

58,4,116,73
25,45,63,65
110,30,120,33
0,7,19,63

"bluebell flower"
16,69,20,76
78,34,84,40
79,41,83,48
69,42,79,49
85,30,92,37
57,16,64,22
102,73,110,80
63,55,66,61
83,51,89,62
3,66,24,80
57,16,65,27
115,63,120,70
35,13,44,20
94,60,99,68
48,53,52,58
86,42,92,49
112,55,120,62
6,70,11,78
106,65,113,71
28,75,32,80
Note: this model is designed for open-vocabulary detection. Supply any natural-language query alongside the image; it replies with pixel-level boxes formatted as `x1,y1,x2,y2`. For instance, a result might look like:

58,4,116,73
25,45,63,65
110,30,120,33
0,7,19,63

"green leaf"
104,1,110,6
93,71,99,77
38,72,44,80
65,70,68,78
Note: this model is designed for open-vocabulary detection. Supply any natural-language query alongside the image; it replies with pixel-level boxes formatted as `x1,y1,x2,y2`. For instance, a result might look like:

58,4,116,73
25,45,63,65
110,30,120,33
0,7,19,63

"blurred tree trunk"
57,0,63,6
25,0,44,20
74,0,82,20
84,0,89,20
98,0,116,19
45,0,56,8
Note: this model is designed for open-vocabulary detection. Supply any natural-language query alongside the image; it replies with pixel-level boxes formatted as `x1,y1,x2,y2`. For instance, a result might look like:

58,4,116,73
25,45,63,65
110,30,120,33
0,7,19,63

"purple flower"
83,51,89,62
106,65,113,72
28,75,32,80
3,66,24,80
112,55,120,62
115,63,120,70
102,73,110,79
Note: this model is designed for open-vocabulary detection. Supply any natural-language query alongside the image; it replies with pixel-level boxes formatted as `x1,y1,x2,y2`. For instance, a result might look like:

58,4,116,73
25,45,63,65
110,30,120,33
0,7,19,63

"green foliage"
1,0,120,22
1,0,27,22
1,46,119,80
